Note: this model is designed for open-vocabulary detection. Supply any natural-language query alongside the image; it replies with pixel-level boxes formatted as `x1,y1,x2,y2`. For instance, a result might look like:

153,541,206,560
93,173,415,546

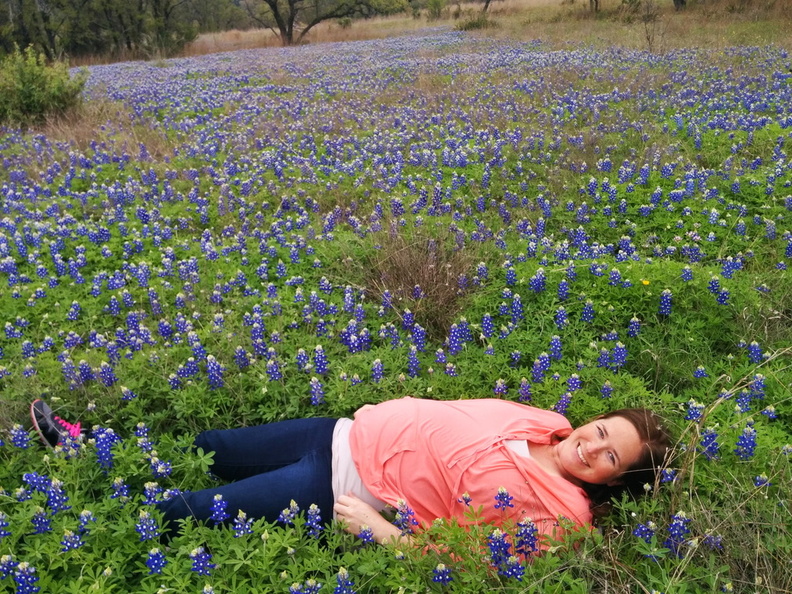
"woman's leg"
157,417,337,528
194,417,338,481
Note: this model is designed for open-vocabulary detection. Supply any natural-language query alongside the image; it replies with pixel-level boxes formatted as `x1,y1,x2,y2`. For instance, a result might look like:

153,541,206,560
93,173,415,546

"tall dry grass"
175,0,792,59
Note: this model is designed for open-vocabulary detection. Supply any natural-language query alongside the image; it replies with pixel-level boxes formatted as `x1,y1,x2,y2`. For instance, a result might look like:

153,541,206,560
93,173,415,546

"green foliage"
426,0,447,20
456,13,498,30
0,46,86,128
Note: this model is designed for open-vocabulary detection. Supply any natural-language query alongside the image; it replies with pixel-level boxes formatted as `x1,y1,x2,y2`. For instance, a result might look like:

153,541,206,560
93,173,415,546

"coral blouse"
349,397,592,539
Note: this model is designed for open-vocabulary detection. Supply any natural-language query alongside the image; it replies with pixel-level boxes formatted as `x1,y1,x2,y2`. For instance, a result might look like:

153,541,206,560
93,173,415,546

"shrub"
456,13,499,30
0,46,87,128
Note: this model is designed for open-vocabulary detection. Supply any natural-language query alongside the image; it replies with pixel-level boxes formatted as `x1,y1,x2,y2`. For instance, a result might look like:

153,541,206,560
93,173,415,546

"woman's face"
554,416,644,486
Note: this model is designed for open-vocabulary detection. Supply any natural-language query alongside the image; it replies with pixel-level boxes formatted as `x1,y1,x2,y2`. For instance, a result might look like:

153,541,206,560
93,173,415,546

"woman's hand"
353,404,376,419
334,493,406,544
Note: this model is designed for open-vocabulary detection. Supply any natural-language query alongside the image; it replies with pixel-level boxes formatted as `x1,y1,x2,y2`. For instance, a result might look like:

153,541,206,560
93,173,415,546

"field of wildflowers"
1,28,791,593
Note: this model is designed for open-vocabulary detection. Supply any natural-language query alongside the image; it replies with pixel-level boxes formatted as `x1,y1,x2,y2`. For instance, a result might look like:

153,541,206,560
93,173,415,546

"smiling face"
553,416,644,486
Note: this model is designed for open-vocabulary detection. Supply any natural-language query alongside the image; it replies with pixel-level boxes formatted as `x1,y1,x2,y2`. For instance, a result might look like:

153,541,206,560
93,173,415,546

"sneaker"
30,399,82,448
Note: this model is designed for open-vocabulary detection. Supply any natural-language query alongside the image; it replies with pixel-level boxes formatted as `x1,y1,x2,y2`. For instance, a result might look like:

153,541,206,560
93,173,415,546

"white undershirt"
331,418,387,518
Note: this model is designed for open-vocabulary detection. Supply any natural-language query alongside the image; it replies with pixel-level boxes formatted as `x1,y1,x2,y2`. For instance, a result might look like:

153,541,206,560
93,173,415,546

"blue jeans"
157,417,337,530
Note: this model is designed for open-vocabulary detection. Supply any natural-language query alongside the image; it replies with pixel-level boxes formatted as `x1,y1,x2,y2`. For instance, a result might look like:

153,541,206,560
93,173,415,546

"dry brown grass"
179,0,791,56
362,223,482,338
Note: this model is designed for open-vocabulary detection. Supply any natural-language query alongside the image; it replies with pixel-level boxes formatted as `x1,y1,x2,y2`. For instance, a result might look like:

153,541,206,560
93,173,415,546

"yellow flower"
641,279,650,285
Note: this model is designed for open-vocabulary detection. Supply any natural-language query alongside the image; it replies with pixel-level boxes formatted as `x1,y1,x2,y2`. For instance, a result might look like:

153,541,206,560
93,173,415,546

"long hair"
580,408,674,522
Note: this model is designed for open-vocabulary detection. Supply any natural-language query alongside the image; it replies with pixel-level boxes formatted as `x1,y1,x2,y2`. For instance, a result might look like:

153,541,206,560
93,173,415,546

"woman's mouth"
577,444,588,466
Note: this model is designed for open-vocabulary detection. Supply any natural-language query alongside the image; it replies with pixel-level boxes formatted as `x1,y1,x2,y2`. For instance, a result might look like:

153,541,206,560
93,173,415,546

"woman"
31,397,672,546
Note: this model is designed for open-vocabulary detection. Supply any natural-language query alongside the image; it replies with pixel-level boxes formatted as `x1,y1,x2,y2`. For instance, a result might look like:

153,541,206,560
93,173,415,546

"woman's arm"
333,493,412,545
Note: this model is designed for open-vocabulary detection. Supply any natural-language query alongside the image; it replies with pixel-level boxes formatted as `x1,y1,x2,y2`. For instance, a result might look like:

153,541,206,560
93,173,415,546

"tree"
242,0,377,45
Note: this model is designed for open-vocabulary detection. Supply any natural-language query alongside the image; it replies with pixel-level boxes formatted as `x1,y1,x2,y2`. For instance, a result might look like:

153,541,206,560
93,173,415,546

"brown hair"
581,408,674,521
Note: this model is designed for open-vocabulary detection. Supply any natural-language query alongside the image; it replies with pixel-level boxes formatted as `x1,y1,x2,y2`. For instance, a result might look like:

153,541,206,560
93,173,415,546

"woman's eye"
598,427,604,438
609,453,616,465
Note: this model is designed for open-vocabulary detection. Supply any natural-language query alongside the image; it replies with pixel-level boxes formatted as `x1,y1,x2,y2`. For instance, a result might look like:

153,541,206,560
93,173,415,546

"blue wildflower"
734,422,757,460
658,289,673,316
31,507,51,534
60,529,83,552
13,562,40,594
135,509,160,541
146,548,167,574
10,424,30,449
334,568,356,594
309,377,325,405
518,377,532,402
278,500,300,525
600,381,613,398
189,546,215,576
633,521,656,544
371,359,384,383
432,564,453,586
515,518,539,557
493,378,508,396
209,494,230,525
306,504,323,538
663,512,691,557
699,427,720,461
357,525,374,545
233,510,254,537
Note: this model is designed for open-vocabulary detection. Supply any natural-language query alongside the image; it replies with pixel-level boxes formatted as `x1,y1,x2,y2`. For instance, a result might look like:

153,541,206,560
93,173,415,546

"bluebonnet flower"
146,548,167,574
754,474,771,488
548,335,562,360
149,456,172,478
291,580,322,594
13,562,40,594
295,348,309,371
357,525,374,545
0,513,10,540
110,477,130,503
554,306,568,329
135,509,160,541
371,359,384,383
734,422,757,460
761,406,777,420
693,366,708,378
663,512,691,557
266,358,282,381
444,363,458,376
699,427,720,460
410,323,426,351
313,345,329,375
531,359,546,383
627,316,641,337
78,510,96,533
499,556,525,580
206,355,225,390
552,392,572,416
392,499,418,535
707,276,721,294
0,554,16,578
334,568,356,594
31,507,51,534
309,377,326,405
407,346,421,377
661,469,678,483
515,518,539,557
633,521,656,544
528,269,546,293
435,348,446,364
189,546,215,576
509,351,522,367
505,267,517,286
120,386,137,401
510,293,524,323
658,289,673,315
458,492,472,506
557,279,569,301
306,504,323,538
96,361,118,386
493,379,508,396
600,381,613,398
22,472,50,493
15,488,31,502
487,528,512,567
210,494,230,525
609,342,628,370
685,400,704,422
567,374,581,391
746,341,763,364
681,266,693,282
494,487,514,510
278,500,300,525
481,313,495,338
10,424,30,449
518,378,532,402
46,478,71,514
60,529,83,552
717,289,730,305
233,510,254,537
432,564,453,586
702,534,723,551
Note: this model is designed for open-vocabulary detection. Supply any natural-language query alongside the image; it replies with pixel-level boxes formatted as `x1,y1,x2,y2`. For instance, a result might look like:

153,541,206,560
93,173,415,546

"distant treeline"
0,0,407,60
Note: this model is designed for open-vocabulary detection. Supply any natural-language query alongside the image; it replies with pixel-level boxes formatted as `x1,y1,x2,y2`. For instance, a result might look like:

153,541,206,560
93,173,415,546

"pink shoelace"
55,416,82,439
